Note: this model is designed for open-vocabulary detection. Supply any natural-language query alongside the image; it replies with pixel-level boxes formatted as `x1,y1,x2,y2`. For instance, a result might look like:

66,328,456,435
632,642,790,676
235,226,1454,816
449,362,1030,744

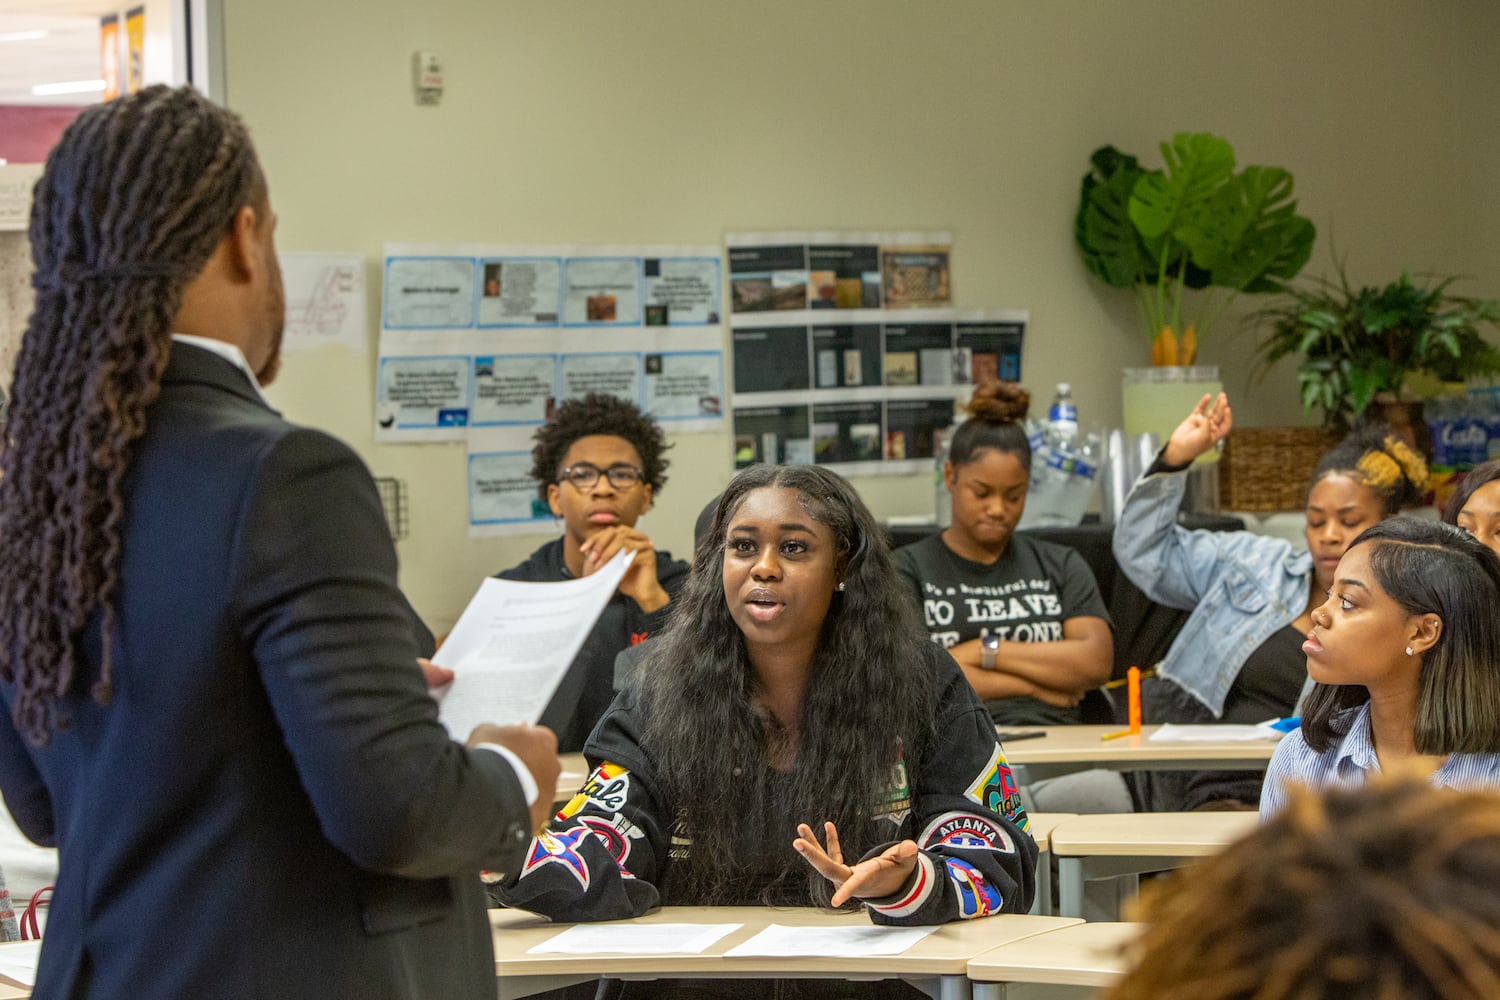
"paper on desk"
527,923,743,955
1149,723,1285,742
723,923,938,958
434,551,633,739
0,940,40,986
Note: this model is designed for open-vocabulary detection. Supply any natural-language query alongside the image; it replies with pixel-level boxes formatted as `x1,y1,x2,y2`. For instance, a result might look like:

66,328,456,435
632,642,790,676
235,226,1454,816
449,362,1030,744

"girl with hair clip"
892,381,1114,727
1260,518,1500,816
1445,457,1500,558
496,464,1038,1000
1113,393,1430,811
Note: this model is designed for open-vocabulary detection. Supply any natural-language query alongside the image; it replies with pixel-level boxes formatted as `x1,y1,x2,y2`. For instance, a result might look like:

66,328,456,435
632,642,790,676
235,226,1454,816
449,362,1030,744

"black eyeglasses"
558,463,645,491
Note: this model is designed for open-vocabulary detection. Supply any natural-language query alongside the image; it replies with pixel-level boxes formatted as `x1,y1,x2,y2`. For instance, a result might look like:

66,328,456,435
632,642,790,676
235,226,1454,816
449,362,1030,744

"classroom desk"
1049,812,1258,921
491,905,1083,1000
1002,726,1281,782
968,920,1140,998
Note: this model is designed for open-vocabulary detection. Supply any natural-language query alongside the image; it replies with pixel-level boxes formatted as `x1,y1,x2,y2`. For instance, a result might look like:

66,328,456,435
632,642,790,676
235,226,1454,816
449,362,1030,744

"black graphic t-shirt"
891,532,1111,725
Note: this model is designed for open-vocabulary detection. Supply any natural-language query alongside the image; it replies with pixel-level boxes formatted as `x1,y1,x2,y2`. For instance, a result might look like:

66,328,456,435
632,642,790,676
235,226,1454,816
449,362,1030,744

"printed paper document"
435,552,632,739
527,923,743,956
723,923,938,958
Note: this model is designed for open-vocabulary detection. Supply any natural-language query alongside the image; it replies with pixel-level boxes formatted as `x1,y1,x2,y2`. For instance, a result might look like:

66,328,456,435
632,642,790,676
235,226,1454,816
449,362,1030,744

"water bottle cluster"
1019,383,1101,529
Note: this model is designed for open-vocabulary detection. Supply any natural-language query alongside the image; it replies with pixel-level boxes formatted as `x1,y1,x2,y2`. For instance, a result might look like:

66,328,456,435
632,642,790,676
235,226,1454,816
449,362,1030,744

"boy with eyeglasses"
496,393,690,751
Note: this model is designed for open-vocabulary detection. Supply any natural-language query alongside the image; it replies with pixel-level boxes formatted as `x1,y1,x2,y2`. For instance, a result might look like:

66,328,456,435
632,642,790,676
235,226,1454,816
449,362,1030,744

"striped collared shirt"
1260,701,1500,818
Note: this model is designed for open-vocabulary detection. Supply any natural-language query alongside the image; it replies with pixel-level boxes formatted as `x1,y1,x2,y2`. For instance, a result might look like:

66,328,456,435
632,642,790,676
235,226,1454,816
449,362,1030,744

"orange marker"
1127,665,1142,733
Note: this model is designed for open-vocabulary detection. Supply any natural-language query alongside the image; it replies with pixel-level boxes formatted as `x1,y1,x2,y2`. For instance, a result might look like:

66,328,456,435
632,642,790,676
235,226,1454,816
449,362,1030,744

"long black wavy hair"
0,85,265,744
637,463,935,905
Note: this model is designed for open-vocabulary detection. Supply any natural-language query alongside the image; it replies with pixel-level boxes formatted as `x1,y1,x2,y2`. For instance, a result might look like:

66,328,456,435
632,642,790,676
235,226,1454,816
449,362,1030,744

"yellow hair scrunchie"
1356,450,1404,492
1382,436,1431,491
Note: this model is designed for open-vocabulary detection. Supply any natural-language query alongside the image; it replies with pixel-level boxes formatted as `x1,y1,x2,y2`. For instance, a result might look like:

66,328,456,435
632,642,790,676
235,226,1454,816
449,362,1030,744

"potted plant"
1075,132,1316,364
1252,261,1500,432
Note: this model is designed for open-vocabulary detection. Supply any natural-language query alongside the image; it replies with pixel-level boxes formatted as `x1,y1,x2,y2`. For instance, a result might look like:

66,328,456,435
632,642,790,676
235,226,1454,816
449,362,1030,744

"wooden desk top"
968,920,1141,987
1048,811,1259,857
491,905,1081,978
1001,726,1281,766
1022,812,1074,852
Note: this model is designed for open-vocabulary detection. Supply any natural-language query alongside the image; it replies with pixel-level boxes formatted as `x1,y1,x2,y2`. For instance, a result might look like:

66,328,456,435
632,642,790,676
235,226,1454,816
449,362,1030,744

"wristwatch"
980,632,1000,671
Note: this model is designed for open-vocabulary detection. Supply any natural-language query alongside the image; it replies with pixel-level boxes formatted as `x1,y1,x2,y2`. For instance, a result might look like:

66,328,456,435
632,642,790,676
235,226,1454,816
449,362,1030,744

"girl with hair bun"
892,381,1114,727
1113,393,1431,811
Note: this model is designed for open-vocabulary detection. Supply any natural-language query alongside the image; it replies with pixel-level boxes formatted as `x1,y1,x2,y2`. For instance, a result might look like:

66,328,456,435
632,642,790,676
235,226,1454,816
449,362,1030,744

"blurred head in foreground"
1105,776,1500,1000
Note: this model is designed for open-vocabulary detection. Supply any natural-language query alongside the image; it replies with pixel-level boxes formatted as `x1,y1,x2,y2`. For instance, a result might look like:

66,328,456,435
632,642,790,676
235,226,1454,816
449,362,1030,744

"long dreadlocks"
0,85,265,744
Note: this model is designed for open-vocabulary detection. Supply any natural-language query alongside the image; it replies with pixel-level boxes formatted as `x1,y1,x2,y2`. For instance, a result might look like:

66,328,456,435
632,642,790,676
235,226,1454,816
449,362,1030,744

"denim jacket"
1112,466,1313,716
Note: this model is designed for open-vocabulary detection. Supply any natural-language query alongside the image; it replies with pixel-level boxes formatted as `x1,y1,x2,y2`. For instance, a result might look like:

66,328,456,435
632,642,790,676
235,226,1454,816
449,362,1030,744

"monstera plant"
1075,132,1316,364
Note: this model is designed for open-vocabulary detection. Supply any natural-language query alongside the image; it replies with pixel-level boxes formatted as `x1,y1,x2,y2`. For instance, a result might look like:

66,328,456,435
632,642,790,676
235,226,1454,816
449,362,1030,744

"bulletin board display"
377,242,725,538
377,242,725,444
726,231,1025,477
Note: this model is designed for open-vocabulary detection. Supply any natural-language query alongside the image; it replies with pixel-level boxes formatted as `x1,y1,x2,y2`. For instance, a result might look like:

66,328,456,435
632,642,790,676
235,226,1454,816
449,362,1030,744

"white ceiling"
0,4,112,107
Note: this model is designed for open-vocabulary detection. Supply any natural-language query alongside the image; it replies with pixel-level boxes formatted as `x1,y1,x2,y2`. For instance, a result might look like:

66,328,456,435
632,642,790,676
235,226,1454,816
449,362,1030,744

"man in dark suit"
0,86,558,998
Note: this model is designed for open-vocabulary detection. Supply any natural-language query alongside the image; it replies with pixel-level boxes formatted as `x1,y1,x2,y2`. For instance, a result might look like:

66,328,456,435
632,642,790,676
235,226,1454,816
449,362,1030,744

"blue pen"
1266,716,1301,733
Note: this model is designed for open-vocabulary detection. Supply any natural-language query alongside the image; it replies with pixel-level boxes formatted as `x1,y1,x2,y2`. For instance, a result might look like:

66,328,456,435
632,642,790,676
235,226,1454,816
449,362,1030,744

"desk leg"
1028,847,1053,916
1058,855,1188,921
938,973,972,1000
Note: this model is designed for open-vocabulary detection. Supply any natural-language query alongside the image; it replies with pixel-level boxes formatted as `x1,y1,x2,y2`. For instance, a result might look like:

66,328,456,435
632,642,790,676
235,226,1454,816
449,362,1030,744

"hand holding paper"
434,551,635,740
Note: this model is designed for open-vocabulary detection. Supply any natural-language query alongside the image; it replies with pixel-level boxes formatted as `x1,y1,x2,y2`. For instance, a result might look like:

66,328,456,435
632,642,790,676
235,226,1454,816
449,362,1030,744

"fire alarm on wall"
413,50,443,105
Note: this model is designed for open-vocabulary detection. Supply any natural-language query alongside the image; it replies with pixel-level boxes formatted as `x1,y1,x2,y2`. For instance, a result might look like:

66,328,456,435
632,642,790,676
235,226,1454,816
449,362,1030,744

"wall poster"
726,230,1025,477
377,242,724,536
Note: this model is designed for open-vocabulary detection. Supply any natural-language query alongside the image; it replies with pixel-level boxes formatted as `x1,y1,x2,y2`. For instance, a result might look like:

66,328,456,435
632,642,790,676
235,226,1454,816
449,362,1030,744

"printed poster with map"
278,252,367,356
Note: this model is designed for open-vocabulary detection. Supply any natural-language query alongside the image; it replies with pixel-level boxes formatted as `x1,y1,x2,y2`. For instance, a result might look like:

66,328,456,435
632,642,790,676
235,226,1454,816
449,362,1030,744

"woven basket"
1218,426,1339,512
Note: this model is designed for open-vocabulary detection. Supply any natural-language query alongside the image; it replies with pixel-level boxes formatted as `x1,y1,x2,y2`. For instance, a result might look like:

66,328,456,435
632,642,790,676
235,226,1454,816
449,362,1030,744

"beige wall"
221,0,1500,632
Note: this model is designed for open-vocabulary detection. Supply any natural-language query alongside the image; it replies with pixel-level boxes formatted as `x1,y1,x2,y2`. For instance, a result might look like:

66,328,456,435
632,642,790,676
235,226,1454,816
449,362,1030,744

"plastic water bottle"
1428,396,1454,470
1020,387,1093,529
1053,431,1101,526
1449,396,1489,470
1048,383,1078,445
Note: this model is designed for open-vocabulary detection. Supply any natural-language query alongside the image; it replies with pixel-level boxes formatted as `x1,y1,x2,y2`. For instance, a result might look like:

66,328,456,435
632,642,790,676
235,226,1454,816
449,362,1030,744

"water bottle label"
1049,403,1078,424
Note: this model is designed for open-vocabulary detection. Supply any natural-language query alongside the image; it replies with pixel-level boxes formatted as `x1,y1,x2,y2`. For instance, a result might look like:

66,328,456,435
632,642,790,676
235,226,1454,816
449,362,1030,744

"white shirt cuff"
473,743,539,806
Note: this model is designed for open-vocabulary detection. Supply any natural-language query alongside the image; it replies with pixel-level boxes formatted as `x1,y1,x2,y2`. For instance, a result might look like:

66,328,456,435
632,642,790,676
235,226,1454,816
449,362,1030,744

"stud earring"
1405,645,1414,656
836,581,846,592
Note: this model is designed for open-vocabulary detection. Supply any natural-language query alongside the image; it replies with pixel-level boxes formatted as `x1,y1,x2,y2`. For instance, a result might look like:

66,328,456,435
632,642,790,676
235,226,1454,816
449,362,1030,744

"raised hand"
793,821,920,906
1162,392,1233,467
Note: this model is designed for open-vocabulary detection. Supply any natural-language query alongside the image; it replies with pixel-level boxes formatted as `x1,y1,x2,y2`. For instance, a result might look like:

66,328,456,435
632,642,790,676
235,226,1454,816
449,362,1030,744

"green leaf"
1128,133,1236,241
1074,146,1155,289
